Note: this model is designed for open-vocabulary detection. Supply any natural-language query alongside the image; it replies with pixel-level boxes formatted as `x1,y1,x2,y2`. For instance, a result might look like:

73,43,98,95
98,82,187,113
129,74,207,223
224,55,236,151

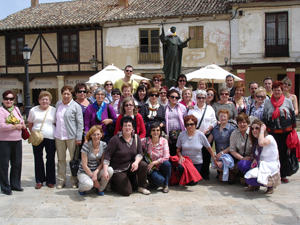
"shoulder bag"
69,145,81,177
106,104,115,136
14,107,30,140
28,107,49,146
196,104,207,130
281,149,299,177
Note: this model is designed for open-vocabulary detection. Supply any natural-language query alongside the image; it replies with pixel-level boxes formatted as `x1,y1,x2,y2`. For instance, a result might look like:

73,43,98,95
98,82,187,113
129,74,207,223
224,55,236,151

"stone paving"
1,140,300,225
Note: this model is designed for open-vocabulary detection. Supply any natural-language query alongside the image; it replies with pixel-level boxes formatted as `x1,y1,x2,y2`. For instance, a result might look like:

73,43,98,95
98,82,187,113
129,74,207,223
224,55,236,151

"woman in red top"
114,97,146,138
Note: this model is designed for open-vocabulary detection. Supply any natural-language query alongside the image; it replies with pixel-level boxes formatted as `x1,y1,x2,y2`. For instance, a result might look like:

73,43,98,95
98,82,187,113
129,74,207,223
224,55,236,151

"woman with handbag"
139,88,165,135
262,81,297,183
77,125,113,196
27,91,56,189
103,116,150,196
240,120,280,194
141,123,171,193
84,87,117,144
54,86,83,189
0,90,26,195
188,90,217,180
165,89,187,156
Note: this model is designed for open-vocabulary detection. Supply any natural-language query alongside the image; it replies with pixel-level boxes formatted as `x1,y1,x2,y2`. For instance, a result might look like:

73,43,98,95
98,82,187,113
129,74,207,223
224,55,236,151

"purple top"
84,103,118,134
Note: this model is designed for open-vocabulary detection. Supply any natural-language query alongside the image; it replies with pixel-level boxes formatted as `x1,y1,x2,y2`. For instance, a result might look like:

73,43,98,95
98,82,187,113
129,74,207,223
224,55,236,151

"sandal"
138,187,150,195
162,186,169,193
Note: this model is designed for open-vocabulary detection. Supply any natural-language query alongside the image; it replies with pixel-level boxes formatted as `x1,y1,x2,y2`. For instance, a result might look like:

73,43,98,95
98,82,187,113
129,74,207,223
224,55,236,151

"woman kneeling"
77,125,113,195
239,120,280,194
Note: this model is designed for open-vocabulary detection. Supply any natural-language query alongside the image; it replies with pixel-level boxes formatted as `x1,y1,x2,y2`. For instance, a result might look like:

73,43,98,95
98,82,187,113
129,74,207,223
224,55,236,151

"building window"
189,26,203,48
6,36,24,65
265,12,289,57
139,29,160,63
59,32,79,63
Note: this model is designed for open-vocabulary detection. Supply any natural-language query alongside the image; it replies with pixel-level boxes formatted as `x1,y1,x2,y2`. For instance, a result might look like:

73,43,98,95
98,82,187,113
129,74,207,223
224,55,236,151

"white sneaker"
138,187,150,195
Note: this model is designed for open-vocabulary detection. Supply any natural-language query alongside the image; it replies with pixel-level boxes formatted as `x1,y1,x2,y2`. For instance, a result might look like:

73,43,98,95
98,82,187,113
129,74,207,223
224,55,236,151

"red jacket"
114,113,146,138
170,155,202,185
286,130,300,161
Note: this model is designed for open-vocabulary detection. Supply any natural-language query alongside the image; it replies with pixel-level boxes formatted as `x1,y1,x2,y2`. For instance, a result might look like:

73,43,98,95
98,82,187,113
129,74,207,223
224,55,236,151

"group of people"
0,64,298,197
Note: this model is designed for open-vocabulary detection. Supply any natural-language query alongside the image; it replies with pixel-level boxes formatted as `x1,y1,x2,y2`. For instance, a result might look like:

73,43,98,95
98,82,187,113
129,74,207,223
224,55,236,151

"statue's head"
170,26,176,33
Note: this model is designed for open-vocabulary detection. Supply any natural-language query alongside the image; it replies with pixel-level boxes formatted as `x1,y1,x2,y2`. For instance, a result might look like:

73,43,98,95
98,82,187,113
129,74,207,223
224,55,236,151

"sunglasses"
77,90,86,94
256,95,265,99
207,93,214,96
150,94,159,97
125,104,133,107
112,93,121,96
220,93,229,96
153,79,162,82
283,83,292,87
178,80,186,82
251,126,260,130
3,97,14,101
197,97,206,100
141,82,148,85
125,70,133,72
169,96,180,100
186,123,195,127
105,83,112,86
151,129,160,132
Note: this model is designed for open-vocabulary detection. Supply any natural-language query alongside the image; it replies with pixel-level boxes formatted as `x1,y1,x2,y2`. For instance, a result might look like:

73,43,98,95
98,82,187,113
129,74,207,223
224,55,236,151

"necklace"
92,143,99,149
187,130,196,140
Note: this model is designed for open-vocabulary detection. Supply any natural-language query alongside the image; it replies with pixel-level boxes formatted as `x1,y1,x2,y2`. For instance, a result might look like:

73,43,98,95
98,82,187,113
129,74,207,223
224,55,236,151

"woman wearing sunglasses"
246,86,266,120
84,87,118,144
188,90,217,180
170,74,187,101
103,80,114,104
140,88,165,135
158,86,169,107
206,88,219,106
165,89,187,156
114,98,146,139
239,120,280,194
139,79,151,91
152,74,163,90
282,77,298,115
176,115,221,185
110,89,121,113
212,87,238,120
0,90,26,195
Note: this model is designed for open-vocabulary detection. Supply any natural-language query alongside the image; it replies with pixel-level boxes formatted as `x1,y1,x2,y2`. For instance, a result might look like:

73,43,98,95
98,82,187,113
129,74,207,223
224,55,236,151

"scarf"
166,29,177,36
253,140,263,163
147,102,159,119
270,94,285,120
4,106,20,125
93,101,106,123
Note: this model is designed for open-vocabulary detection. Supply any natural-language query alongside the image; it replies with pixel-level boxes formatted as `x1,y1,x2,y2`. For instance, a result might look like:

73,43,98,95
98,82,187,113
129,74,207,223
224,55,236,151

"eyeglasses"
251,126,260,130
178,80,186,83
151,129,160,132
197,97,206,100
169,96,180,100
125,70,133,73
186,123,195,127
112,93,121,96
283,83,292,87
125,104,134,107
3,97,14,101
153,79,162,82
256,95,265,99
160,92,167,95
96,93,105,96
92,133,101,137
207,93,214,96
141,82,148,85
77,90,86,94
220,93,229,96
105,83,112,86
150,94,159,97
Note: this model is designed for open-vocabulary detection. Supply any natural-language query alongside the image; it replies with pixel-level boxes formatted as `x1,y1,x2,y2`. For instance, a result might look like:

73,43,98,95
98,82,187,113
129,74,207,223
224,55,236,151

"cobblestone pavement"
1,139,300,225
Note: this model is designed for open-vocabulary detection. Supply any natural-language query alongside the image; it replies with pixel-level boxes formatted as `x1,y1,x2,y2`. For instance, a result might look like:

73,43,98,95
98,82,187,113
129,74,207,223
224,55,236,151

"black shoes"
2,190,12,195
11,187,24,192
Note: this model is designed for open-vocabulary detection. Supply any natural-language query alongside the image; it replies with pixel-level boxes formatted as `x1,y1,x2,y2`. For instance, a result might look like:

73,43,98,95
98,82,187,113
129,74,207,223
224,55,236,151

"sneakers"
137,187,150,195
97,189,105,196
78,191,86,196
244,185,260,192
56,183,65,189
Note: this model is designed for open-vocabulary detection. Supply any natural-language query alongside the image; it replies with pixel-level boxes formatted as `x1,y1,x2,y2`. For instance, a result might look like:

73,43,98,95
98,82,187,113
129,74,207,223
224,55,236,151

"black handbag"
282,149,299,177
106,105,115,135
69,145,80,177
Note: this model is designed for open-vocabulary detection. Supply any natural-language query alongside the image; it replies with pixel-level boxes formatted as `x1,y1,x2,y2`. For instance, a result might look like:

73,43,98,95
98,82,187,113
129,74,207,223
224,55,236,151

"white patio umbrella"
186,64,243,85
86,64,149,84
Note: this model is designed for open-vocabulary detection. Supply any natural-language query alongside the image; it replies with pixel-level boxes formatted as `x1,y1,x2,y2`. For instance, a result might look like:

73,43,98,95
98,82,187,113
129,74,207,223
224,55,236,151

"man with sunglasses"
114,65,139,94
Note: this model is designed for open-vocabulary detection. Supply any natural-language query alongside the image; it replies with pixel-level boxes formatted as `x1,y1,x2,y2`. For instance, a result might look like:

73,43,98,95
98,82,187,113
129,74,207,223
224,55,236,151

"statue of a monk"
160,24,191,81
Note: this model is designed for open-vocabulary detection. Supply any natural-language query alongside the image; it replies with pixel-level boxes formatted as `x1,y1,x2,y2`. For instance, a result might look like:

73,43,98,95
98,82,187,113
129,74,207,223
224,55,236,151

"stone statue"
160,22,191,81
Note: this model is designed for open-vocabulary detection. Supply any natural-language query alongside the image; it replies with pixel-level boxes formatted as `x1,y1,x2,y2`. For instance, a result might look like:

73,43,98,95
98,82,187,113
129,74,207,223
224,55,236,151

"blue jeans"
149,161,172,187
178,163,202,185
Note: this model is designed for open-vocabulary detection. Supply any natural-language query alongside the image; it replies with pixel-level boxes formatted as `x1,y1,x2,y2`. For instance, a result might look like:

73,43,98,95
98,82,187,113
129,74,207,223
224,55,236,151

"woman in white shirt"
28,91,56,189
188,90,217,180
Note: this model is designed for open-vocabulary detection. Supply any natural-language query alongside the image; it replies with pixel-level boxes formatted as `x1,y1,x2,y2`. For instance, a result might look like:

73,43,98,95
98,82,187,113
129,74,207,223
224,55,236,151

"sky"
0,0,72,20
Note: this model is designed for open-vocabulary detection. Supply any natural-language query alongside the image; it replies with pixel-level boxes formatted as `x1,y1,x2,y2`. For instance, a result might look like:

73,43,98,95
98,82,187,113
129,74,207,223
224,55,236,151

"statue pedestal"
163,80,177,89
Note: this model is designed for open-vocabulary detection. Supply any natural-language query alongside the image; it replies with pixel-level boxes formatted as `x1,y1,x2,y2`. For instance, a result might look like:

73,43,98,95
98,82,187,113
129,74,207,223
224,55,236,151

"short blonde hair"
182,88,192,96
254,86,266,97
121,83,133,92
39,91,52,101
197,79,207,89
85,125,104,141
